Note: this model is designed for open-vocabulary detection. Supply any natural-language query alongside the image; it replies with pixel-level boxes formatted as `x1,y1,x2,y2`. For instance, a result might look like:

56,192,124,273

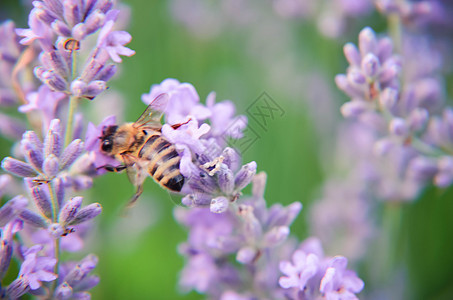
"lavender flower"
176,172,306,299
1,119,86,187
15,0,134,100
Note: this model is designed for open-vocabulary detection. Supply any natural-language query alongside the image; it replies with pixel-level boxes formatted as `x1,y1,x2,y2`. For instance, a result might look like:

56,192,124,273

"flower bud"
379,87,398,110
222,147,241,172
408,156,438,182
238,205,262,242
55,282,73,300
31,186,52,219
343,43,361,66
373,138,394,156
236,246,258,264
53,177,65,208
72,23,87,41
49,223,64,238
2,157,38,178
340,101,368,118
0,239,13,278
85,10,105,35
63,0,81,27
362,53,380,78
23,147,44,173
263,226,290,247
19,209,48,228
69,203,102,225
389,118,409,137
377,37,393,61
60,139,83,170
64,254,98,287
234,161,257,191
218,166,234,195
210,197,229,214
44,119,62,158
51,19,71,36
358,27,377,57
59,196,83,224
43,154,60,178
407,108,429,132
0,195,28,226
6,278,29,299
347,69,366,85
85,80,106,98
71,80,87,97
268,202,302,228
96,64,117,82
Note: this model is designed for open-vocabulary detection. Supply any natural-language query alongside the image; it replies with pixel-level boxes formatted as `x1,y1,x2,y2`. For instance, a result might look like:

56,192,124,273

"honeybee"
99,93,185,207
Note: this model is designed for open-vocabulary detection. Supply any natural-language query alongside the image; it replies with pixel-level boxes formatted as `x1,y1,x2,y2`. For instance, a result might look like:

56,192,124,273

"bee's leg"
98,165,127,173
171,118,192,130
126,184,144,208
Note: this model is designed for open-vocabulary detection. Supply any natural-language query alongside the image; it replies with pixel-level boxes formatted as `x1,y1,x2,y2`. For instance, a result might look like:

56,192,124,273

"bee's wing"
120,154,139,185
120,153,147,208
133,93,169,129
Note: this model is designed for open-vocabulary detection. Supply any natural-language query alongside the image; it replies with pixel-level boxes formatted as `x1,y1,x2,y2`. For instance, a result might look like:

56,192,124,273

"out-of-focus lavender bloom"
0,21,25,107
320,256,365,299
0,112,27,140
97,20,135,63
311,177,373,261
0,195,28,226
272,0,374,38
17,245,57,290
336,27,401,115
376,0,453,31
336,26,453,197
142,78,211,124
279,237,364,299
19,85,66,131
55,254,100,298
0,174,14,199
0,219,24,280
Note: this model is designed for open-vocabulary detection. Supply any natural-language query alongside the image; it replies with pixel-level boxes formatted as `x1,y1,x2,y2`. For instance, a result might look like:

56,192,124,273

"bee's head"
100,125,118,153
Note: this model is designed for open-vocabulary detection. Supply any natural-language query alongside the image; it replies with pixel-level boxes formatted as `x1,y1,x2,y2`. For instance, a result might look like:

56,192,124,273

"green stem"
64,95,79,147
411,136,451,157
64,49,79,147
378,202,403,283
388,12,403,54
47,182,60,297
47,182,59,223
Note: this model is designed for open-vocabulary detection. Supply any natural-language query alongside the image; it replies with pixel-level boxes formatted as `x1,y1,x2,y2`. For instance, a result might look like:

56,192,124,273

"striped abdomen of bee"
137,132,184,192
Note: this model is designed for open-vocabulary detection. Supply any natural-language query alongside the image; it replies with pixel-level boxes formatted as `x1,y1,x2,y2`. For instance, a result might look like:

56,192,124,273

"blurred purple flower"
320,256,364,299
279,250,319,290
19,85,66,130
96,20,135,63
18,245,57,290
142,78,211,124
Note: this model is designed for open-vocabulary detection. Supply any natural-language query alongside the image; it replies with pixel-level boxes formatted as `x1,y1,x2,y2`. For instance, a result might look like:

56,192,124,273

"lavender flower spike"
2,119,85,187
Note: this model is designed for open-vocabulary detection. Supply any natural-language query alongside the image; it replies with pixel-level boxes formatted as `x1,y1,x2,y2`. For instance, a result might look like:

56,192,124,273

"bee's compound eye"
101,139,113,152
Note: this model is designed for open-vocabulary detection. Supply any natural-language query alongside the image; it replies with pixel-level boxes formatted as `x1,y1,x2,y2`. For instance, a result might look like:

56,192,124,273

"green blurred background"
1,0,453,299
